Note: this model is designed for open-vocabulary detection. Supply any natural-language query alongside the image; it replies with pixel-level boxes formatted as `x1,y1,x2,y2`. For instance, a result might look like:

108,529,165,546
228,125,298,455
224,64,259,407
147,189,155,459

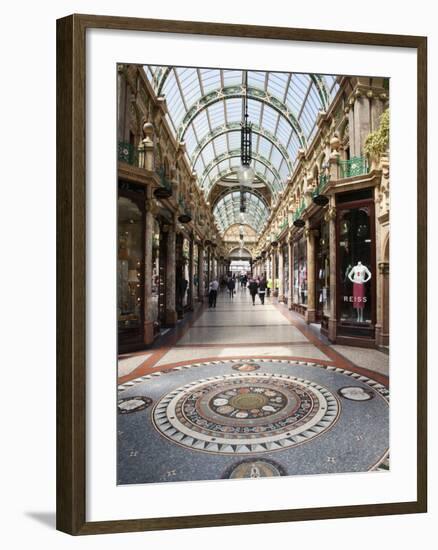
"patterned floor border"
118,358,389,399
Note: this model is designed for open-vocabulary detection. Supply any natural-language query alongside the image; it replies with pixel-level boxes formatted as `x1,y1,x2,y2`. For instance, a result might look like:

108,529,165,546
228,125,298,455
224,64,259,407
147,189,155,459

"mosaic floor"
117,289,389,483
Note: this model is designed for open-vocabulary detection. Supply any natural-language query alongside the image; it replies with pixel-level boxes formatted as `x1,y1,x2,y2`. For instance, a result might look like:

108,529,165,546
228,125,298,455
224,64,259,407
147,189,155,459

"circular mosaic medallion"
226,459,285,479
118,396,152,414
338,386,375,401
232,363,261,372
152,373,339,454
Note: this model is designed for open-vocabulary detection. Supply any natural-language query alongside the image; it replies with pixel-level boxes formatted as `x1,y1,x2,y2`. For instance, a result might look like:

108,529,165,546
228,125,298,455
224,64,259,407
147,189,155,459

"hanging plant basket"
153,186,172,199
178,212,192,223
312,194,329,206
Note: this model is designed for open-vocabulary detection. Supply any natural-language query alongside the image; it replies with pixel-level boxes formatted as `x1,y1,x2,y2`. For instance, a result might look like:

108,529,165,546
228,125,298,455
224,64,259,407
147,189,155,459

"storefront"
336,189,376,343
282,243,289,304
117,185,145,350
151,218,167,335
292,233,307,315
315,218,331,333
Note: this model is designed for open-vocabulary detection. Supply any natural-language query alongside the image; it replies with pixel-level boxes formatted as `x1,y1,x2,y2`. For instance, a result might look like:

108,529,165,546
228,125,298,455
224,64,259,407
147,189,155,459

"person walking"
208,277,219,308
227,276,236,299
258,277,267,305
248,277,259,306
267,277,272,297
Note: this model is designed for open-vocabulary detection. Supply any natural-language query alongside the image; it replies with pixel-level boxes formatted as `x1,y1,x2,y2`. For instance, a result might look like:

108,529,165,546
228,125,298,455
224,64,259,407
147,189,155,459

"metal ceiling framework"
213,190,269,234
144,66,338,235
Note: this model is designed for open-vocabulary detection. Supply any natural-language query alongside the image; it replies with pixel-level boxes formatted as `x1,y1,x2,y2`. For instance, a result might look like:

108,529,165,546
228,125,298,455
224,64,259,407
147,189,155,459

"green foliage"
364,109,389,159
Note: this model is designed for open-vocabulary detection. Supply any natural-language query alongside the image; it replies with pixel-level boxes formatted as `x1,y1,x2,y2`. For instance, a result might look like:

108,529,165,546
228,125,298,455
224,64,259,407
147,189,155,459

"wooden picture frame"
56,14,427,535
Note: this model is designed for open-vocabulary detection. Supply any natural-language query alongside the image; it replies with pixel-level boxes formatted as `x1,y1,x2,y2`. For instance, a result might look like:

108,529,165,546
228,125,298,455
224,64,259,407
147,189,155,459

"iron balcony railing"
157,167,172,191
118,141,138,166
312,174,330,197
338,156,368,179
292,199,306,221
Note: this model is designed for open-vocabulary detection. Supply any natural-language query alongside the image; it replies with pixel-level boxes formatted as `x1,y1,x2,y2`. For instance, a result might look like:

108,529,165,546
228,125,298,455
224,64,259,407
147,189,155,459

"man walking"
258,277,267,305
208,277,219,308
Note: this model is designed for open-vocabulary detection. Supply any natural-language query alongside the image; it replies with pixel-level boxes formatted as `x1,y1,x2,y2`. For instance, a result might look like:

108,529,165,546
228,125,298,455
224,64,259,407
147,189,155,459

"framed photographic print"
56,14,427,535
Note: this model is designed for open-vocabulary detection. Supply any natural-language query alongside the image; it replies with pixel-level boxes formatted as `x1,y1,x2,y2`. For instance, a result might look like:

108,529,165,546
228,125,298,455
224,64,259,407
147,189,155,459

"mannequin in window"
348,261,371,322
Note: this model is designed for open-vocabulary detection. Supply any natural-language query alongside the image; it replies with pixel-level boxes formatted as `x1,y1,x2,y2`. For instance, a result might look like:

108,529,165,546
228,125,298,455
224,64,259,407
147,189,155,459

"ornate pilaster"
165,224,177,326
278,247,285,302
288,238,294,308
198,244,205,301
305,226,317,323
325,200,337,341
143,195,156,344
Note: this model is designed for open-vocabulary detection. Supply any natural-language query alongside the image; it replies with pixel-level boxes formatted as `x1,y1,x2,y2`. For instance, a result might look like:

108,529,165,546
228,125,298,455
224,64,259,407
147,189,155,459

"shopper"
227,276,236,299
248,277,259,306
208,278,219,308
258,277,267,305
267,278,272,297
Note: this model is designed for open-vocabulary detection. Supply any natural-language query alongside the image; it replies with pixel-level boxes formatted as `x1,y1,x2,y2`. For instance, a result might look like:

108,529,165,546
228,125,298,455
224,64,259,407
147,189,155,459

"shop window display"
182,238,190,307
338,205,373,325
316,221,330,319
283,245,289,300
293,238,307,306
117,196,143,330
151,219,161,328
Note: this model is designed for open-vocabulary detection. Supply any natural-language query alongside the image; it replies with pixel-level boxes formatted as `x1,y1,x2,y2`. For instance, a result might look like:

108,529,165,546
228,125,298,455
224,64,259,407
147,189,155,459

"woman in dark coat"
258,277,267,305
248,277,259,306
227,277,236,299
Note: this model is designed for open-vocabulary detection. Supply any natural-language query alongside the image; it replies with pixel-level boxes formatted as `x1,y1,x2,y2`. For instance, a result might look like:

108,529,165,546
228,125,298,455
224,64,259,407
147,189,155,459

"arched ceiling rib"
143,66,339,234
206,170,273,202
213,190,269,234
192,124,294,178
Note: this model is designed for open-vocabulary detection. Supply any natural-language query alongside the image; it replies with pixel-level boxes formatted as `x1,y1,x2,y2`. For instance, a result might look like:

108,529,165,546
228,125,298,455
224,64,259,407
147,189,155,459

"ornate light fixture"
238,71,255,214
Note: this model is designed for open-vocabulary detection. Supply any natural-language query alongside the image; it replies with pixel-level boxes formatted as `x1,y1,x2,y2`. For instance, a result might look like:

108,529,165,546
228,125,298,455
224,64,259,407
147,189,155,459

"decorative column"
143,194,155,345
377,261,390,346
165,224,177,326
326,200,337,341
198,243,205,301
188,237,195,311
305,226,316,323
288,237,294,308
353,91,371,156
278,246,284,302
271,249,277,297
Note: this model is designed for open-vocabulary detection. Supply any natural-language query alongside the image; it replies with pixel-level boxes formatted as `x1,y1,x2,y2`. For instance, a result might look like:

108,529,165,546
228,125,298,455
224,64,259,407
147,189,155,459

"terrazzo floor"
117,287,389,483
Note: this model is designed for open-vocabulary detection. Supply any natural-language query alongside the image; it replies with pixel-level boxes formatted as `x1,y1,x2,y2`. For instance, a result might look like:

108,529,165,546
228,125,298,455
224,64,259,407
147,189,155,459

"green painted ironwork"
292,199,306,221
156,69,331,113
204,167,280,200
191,122,294,175
312,174,330,197
338,156,368,179
279,218,289,232
200,149,283,191
177,86,307,147
156,167,172,191
118,141,138,166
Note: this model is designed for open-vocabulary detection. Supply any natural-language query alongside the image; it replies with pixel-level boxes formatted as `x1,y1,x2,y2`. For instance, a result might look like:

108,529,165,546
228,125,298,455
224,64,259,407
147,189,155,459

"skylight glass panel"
269,147,284,170
183,126,198,157
278,160,289,181
260,107,279,134
191,111,209,139
267,72,289,99
247,100,262,123
287,134,301,163
213,134,228,155
199,68,221,94
276,116,293,147
223,69,243,87
228,132,240,150
199,142,215,165
256,137,273,160
225,98,242,121
248,71,266,89
207,101,225,128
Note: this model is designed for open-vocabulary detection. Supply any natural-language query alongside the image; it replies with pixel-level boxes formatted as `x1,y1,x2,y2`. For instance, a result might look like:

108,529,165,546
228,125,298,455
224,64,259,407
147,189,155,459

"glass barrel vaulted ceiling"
144,66,339,237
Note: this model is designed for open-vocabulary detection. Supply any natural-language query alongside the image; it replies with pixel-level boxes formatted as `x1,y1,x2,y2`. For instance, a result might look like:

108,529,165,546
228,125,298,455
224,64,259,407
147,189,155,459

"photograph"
116,63,391,485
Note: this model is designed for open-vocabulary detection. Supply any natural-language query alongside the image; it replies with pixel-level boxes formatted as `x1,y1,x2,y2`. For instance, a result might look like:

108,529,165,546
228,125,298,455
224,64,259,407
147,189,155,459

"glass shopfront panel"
293,237,307,305
182,238,190,307
117,196,143,334
151,219,160,328
193,243,199,299
316,220,330,318
283,245,289,300
338,203,374,325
